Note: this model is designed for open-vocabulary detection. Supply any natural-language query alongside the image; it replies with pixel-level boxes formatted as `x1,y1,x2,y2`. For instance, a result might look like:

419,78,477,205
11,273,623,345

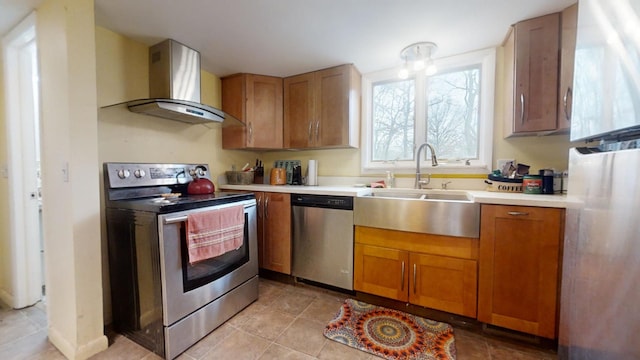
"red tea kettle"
187,166,215,195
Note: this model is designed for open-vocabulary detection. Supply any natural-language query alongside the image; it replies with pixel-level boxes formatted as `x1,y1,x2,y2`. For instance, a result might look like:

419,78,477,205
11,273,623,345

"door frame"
2,11,43,309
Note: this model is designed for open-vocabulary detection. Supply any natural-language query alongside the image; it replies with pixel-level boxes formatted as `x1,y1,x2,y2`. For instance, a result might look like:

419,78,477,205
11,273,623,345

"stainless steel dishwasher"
291,194,354,290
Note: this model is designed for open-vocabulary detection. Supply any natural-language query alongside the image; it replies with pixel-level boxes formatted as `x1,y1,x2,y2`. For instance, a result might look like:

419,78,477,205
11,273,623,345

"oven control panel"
105,162,211,188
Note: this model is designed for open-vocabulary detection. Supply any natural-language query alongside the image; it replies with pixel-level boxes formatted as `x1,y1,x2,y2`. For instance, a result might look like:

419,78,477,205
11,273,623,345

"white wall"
37,0,107,358
0,40,11,305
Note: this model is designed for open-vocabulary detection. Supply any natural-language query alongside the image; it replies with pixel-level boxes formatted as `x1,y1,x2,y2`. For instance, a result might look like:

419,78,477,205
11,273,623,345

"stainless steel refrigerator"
559,0,640,359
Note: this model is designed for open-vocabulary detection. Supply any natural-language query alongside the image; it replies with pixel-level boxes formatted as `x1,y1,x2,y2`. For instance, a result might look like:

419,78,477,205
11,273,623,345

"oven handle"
163,203,256,225
164,215,188,224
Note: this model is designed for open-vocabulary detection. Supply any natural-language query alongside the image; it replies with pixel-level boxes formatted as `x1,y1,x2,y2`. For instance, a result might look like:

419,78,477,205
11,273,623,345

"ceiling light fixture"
398,41,438,79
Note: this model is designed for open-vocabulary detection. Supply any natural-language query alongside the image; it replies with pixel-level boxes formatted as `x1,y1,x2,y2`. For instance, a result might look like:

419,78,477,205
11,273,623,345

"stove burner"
104,162,255,214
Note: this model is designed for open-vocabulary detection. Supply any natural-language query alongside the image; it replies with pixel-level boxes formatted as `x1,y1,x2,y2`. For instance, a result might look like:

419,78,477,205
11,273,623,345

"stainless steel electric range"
103,162,258,359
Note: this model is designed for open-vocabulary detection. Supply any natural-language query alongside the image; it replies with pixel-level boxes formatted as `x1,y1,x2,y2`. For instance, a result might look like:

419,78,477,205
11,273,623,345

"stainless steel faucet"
415,143,438,189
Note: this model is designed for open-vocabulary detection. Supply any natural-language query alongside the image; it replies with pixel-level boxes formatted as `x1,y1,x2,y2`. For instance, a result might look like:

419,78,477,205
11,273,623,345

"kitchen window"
361,48,496,174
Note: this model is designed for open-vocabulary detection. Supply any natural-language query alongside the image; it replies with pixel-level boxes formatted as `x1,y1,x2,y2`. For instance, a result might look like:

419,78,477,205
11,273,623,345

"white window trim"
360,47,496,175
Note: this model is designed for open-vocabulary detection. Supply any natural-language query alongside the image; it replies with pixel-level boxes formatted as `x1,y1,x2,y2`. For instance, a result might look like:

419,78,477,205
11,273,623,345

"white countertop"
466,190,567,208
219,184,568,208
220,184,372,196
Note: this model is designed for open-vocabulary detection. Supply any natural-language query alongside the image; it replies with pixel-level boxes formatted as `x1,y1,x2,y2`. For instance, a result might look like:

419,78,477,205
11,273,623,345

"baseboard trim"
48,325,108,360
0,288,14,308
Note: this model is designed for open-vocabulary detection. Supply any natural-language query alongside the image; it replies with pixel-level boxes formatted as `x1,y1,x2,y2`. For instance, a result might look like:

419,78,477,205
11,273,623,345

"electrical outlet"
496,159,515,171
1,163,8,178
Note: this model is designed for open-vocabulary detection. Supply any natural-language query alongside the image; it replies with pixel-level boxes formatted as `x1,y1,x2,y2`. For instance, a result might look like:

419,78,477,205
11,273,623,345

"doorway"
2,12,44,309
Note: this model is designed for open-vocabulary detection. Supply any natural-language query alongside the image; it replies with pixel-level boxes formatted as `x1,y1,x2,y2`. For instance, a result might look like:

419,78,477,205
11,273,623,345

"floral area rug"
323,299,456,359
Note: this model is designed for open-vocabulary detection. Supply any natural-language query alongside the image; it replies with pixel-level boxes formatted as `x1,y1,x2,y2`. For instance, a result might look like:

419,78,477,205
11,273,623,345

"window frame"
361,47,496,174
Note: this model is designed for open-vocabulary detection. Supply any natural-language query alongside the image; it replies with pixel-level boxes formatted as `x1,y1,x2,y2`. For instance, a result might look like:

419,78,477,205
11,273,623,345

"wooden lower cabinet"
478,204,564,339
354,226,478,318
410,253,477,317
255,192,291,274
354,244,409,302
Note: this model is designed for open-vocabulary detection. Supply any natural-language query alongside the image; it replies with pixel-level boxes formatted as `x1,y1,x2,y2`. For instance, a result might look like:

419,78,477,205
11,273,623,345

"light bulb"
398,59,410,79
412,59,425,71
398,67,409,79
425,59,437,76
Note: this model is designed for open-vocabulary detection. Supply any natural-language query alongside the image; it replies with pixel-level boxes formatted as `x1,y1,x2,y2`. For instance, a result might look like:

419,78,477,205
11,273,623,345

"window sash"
361,48,496,175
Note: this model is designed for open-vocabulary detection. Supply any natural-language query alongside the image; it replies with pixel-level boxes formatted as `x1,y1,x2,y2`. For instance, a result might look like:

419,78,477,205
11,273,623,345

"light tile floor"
0,279,558,359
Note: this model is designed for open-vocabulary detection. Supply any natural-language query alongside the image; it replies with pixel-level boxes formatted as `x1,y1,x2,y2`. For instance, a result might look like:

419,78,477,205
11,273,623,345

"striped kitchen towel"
186,205,244,264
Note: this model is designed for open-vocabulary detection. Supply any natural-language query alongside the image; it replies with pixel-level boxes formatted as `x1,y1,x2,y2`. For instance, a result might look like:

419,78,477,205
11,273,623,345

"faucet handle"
416,174,432,189
441,181,452,190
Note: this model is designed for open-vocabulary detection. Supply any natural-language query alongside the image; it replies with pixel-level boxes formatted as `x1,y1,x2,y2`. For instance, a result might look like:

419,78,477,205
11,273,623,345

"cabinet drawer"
355,226,478,260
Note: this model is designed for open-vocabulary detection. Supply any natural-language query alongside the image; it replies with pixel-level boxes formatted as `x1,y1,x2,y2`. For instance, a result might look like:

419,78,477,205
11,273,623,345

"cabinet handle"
401,261,405,291
520,93,525,124
315,121,320,143
507,211,529,216
563,87,572,122
413,263,417,294
308,122,313,142
257,197,262,219
264,197,269,219
248,122,253,143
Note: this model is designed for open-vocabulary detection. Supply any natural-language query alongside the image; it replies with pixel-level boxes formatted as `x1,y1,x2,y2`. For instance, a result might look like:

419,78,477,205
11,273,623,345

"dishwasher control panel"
291,194,353,210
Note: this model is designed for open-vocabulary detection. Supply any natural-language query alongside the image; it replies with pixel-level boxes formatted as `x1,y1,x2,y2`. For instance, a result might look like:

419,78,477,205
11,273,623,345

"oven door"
158,199,258,326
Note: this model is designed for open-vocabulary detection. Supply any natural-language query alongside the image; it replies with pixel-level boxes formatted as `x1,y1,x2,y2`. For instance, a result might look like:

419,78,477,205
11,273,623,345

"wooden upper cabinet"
315,65,360,147
513,12,560,134
557,3,578,132
222,74,283,149
283,72,315,148
478,204,564,339
284,64,360,149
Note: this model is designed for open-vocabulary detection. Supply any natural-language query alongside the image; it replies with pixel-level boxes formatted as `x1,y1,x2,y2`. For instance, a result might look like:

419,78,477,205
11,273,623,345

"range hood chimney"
127,39,240,126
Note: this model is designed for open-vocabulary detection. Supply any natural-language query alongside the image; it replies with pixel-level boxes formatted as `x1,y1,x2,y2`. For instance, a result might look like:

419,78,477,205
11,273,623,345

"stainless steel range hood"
127,39,241,126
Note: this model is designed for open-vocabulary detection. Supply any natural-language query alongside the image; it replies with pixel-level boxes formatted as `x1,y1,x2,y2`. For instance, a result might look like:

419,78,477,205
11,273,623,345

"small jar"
385,171,395,188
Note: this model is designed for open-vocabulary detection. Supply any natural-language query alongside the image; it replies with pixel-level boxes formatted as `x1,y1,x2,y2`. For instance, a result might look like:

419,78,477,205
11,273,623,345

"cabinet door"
315,64,360,148
557,4,578,131
221,74,247,149
513,13,560,133
284,72,315,148
478,205,564,338
246,74,283,148
222,74,283,149
409,253,477,318
254,192,265,268
354,244,408,302
262,192,291,274
502,28,520,138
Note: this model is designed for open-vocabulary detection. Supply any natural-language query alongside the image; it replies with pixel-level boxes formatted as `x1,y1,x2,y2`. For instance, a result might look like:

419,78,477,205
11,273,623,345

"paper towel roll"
307,160,318,186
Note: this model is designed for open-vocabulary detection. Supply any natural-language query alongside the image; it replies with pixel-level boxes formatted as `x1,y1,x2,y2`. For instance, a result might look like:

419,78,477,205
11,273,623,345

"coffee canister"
523,175,543,194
